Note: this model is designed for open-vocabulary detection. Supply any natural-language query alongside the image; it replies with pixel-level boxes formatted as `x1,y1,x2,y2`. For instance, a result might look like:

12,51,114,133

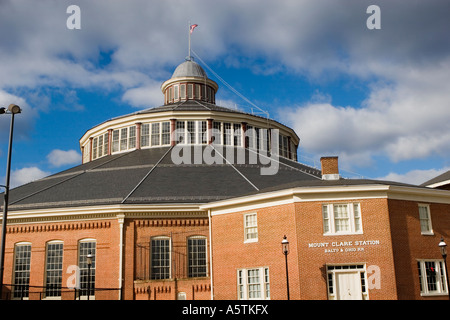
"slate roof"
420,170,450,187
3,146,324,211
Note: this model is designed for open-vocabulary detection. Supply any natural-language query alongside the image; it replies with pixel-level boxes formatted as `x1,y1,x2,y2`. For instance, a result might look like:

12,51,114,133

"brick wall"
2,219,121,300
388,199,450,300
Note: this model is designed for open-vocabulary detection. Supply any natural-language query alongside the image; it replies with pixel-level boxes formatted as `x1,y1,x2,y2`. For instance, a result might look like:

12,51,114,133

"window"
198,121,207,144
259,128,268,151
45,241,64,298
79,240,96,298
174,85,179,101
418,260,448,296
212,122,221,144
223,123,232,145
128,126,136,149
238,267,270,300
279,134,289,158
141,123,150,147
244,213,258,242
418,204,433,234
120,128,128,151
161,122,171,145
112,126,136,153
176,121,185,144
234,124,242,147
187,121,196,144
151,123,160,146
195,84,201,100
326,265,368,300
112,129,120,152
13,243,31,299
246,125,254,149
151,237,171,280
180,84,186,100
322,203,362,235
188,237,207,278
188,84,193,99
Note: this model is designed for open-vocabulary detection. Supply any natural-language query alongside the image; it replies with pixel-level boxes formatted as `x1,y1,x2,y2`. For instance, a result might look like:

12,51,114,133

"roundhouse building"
1,57,450,300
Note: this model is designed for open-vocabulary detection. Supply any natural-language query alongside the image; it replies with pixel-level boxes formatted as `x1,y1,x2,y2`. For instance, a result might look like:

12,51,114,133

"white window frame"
112,126,137,153
237,267,270,300
44,240,64,300
244,213,258,243
150,236,171,280
13,242,32,300
322,203,363,235
418,204,433,235
187,236,208,278
78,239,96,300
417,259,448,296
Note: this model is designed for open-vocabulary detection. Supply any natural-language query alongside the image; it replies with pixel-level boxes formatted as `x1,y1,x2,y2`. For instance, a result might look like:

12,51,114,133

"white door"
336,272,362,300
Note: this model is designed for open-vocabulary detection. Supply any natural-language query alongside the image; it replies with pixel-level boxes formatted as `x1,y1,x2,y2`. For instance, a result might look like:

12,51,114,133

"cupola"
161,56,218,105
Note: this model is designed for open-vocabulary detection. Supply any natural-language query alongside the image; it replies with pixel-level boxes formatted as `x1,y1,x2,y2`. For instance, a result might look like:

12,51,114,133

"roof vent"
320,156,340,180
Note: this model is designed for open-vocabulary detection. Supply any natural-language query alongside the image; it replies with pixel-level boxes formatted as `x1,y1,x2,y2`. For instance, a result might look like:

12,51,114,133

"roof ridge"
212,145,259,191
121,146,174,204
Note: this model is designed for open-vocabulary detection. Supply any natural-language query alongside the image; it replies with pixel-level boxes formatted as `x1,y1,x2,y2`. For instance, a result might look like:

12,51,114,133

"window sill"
420,292,449,297
323,232,364,236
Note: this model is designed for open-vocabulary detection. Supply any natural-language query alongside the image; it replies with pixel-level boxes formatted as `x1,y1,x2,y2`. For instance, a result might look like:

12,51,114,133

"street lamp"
0,104,21,299
438,238,450,300
86,251,94,300
281,235,290,300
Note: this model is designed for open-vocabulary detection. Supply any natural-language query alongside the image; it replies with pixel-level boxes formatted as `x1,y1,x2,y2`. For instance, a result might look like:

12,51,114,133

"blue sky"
1,0,450,188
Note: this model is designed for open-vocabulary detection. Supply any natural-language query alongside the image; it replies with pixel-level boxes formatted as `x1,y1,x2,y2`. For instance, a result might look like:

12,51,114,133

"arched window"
45,240,64,298
13,242,31,299
187,236,207,278
151,236,171,280
78,239,96,299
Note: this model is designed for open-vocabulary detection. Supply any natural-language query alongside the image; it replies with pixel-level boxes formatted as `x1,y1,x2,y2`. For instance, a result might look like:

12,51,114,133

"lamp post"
281,235,290,300
0,104,21,299
438,238,450,300
86,251,93,300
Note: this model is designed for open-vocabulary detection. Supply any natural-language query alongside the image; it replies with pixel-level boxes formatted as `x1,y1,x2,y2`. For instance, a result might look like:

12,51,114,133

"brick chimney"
320,156,340,180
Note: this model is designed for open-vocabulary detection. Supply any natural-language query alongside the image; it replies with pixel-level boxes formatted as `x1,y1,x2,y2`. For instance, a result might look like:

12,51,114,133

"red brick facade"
1,186,449,300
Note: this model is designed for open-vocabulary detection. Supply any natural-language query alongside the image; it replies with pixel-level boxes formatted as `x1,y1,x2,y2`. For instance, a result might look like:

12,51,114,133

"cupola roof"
171,57,207,79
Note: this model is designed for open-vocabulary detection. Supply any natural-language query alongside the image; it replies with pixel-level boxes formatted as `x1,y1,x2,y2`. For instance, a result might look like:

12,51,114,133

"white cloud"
10,167,50,188
47,149,81,167
0,0,448,180
376,167,450,186
280,57,450,168
122,81,164,108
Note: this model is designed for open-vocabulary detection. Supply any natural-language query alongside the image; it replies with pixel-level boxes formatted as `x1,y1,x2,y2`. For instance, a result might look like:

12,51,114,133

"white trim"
418,204,434,235
426,180,450,189
202,184,450,216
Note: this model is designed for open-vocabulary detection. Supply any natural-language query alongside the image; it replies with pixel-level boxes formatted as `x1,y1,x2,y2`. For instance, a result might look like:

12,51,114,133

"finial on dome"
185,56,195,62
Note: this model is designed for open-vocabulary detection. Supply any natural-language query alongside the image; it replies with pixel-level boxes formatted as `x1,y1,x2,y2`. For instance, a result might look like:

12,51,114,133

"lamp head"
0,107,5,114
8,104,21,114
86,251,94,265
282,235,290,255
439,237,447,257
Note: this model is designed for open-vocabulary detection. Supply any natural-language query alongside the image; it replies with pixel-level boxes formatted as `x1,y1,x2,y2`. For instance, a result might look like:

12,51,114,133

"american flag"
190,24,198,34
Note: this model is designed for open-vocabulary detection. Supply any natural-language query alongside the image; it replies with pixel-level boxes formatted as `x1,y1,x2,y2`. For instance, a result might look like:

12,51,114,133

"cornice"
2,204,207,225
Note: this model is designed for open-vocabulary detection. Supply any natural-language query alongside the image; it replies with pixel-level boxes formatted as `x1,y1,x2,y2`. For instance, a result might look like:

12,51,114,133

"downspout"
118,214,125,300
208,209,214,300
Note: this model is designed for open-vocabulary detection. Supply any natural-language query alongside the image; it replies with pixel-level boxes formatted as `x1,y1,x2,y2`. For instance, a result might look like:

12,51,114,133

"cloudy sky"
0,0,449,188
